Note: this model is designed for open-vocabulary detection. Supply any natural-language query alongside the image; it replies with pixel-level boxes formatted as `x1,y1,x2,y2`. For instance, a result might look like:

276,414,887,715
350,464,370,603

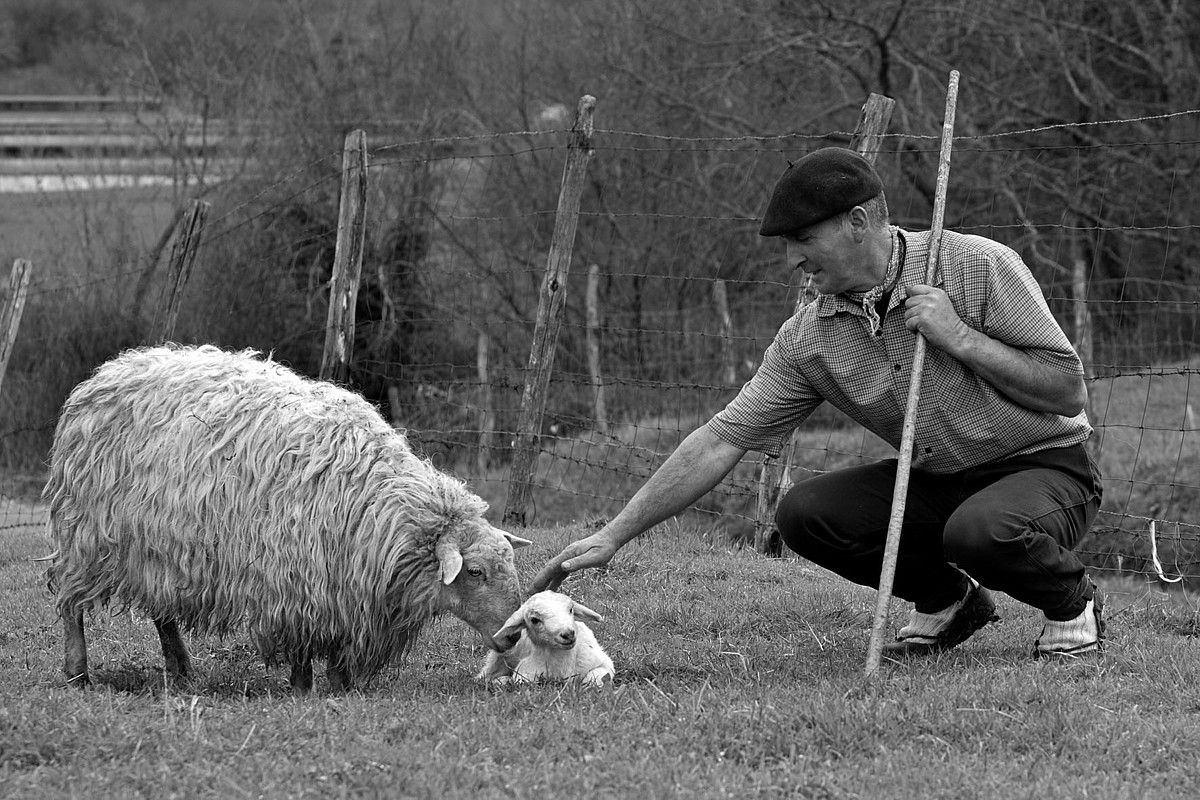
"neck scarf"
844,228,904,336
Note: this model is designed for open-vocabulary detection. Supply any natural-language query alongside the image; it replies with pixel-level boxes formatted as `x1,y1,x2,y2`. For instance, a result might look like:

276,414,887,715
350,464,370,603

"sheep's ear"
496,527,533,549
436,539,463,585
494,607,528,642
572,601,604,623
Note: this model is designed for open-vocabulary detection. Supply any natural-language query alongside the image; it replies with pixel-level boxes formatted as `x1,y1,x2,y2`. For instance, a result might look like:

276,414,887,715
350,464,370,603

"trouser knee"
774,480,836,558
942,508,1007,580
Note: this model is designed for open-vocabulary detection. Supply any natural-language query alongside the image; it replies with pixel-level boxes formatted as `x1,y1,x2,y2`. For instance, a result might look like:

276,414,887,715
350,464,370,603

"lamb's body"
45,344,528,692
477,591,615,687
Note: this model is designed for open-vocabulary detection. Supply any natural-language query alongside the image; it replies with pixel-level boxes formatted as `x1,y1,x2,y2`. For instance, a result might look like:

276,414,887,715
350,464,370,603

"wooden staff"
865,70,960,678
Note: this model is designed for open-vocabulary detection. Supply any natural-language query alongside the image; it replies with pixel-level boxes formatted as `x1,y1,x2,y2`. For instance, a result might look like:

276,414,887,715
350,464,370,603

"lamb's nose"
560,631,575,645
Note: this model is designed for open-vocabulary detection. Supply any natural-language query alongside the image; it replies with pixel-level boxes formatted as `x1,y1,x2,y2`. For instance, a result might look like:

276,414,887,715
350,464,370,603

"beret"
759,147,884,236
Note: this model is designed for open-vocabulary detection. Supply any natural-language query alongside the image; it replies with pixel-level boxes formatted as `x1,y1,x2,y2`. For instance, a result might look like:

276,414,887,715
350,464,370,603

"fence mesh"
2,108,1197,585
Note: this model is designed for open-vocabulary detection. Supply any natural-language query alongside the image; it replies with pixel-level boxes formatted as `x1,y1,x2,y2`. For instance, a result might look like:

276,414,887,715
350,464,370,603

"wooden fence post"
753,92,896,554
502,95,597,527
585,263,609,435
132,204,187,320
319,129,369,383
713,278,737,387
387,385,403,426
156,199,210,343
476,331,495,472
1071,236,1097,454
0,259,32,397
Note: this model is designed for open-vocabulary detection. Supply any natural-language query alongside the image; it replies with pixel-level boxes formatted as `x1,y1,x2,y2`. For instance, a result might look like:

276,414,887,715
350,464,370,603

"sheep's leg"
290,651,313,694
476,651,502,682
476,650,517,683
326,643,351,693
154,617,191,680
63,610,89,688
582,666,614,688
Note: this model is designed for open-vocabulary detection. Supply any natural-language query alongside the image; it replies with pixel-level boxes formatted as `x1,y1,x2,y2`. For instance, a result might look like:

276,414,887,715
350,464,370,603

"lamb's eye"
467,566,484,578
530,616,542,626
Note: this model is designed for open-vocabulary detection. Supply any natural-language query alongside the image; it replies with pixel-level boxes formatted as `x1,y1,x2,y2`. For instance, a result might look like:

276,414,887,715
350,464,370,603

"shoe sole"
882,585,1000,657
1034,583,1106,659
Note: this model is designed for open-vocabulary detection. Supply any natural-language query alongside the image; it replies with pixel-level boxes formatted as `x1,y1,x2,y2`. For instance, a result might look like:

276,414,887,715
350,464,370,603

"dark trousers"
774,444,1103,619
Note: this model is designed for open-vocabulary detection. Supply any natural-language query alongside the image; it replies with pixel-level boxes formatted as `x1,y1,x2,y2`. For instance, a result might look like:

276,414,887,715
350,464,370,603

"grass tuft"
2,521,1199,797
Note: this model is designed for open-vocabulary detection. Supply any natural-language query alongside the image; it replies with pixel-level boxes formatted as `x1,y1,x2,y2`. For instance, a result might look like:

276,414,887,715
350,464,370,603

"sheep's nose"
558,631,575,646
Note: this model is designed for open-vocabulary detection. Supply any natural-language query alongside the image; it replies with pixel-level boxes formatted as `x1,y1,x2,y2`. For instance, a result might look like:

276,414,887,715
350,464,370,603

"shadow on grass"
78,648,295,698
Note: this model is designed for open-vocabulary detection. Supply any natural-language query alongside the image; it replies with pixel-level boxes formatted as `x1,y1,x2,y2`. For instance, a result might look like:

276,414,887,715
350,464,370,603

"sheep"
476,590,615,688
44,343,531,693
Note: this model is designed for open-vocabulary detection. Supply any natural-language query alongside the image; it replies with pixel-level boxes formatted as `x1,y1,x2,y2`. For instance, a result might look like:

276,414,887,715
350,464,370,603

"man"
530,147,1105,658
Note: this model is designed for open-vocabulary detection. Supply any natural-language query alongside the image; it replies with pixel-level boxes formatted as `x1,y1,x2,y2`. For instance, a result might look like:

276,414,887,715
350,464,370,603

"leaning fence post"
585,263,608,435
319,129,369,383
132,204,186,320
753,92,896,554
156,199,210,343
1070,235,1097,454
503,95,597,527
0,259,33,397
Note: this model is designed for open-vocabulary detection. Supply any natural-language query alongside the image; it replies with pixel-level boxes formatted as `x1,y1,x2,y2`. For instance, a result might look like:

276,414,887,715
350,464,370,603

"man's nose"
786,242,805,267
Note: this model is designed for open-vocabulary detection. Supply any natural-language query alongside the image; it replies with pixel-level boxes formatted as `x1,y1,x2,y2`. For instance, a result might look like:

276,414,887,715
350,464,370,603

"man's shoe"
1034,584,1105,658
883,580,1000,657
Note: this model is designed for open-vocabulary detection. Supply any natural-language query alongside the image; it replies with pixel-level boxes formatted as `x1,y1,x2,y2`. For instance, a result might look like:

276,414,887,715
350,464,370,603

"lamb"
44,343,531,693
477,590,615,687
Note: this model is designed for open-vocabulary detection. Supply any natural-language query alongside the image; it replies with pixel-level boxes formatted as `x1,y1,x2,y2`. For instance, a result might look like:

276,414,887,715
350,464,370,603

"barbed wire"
363,108,1200,151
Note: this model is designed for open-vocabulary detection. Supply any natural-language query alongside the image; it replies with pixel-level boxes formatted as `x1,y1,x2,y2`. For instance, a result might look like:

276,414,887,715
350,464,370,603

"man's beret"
759,147,884,236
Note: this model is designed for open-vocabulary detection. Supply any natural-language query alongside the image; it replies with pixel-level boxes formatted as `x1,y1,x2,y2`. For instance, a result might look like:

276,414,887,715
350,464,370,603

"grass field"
3,520,1200,799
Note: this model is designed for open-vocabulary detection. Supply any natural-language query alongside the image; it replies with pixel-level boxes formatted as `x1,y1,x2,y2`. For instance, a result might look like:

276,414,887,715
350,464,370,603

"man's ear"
847,205,871,241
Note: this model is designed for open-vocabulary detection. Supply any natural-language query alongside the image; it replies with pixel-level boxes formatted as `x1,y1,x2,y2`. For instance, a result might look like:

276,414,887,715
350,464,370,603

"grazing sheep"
477,590,615,687
44,344,531,693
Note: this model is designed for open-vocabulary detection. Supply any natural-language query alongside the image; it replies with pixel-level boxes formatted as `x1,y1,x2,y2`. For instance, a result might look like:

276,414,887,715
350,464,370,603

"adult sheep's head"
435,522,531,651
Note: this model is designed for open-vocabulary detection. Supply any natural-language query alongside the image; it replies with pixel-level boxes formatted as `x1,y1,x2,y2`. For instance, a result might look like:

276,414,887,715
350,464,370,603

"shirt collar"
815,226,905,320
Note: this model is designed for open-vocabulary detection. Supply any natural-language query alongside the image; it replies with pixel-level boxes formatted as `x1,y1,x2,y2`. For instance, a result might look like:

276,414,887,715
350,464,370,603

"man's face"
782,212,873,295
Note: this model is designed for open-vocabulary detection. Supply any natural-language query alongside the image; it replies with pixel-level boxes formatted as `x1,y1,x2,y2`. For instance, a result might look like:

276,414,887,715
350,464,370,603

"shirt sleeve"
705,317,824,458
979,245,1085,376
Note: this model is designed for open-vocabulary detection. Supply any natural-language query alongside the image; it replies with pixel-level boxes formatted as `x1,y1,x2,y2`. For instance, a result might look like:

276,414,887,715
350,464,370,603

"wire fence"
1,101,1197,587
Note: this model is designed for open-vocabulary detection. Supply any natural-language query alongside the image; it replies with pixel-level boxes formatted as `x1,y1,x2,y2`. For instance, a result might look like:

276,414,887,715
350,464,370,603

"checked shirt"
707,227,1092,474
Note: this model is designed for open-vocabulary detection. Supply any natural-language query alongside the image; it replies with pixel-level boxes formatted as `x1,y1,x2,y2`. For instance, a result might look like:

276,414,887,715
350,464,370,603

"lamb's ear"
496,527,533,549
572,601,604,623
436,539,463,585
494,606,528,642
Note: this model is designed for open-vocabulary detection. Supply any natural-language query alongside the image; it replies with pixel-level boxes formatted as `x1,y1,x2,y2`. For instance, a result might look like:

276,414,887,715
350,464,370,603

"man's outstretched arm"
529,425,748,592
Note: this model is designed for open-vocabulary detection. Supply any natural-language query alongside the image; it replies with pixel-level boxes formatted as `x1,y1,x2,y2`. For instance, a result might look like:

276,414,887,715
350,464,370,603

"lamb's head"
492,590,604,651
435,521,532,651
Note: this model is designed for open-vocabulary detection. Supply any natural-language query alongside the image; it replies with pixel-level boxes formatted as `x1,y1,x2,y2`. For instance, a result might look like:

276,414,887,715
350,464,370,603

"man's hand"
527,426,746,594
903,283,1086,416
528,530,621,593
903,284,972,356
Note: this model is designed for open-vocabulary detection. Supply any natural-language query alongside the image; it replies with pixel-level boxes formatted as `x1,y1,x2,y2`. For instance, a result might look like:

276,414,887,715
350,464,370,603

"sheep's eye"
466,566,484,578
530,616,542,626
